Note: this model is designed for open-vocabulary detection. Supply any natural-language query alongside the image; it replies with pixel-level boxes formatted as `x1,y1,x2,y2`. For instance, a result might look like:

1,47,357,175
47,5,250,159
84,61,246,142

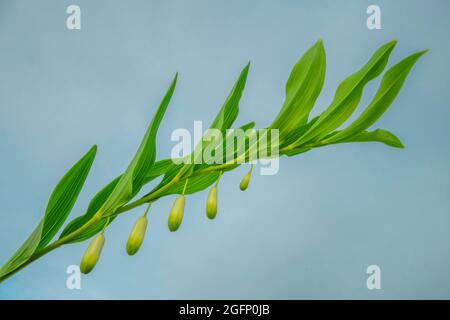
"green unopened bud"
80,234,105,274
126,216,148,256
168,195,185,232
239,168,252,191
206,186,218,219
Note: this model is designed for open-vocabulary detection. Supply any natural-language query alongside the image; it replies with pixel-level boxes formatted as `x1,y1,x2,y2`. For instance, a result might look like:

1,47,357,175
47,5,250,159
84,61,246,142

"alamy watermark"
366,264,382,290
66,5,81,30
366,5,381,30
66,264,81,290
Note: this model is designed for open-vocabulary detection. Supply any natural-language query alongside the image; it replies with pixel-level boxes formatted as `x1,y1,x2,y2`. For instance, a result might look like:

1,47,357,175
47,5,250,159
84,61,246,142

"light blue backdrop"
0,0,449,299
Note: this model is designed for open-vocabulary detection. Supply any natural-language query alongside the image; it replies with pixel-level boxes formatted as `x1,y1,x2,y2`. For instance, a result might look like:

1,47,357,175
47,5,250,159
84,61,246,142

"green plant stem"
0,212,102,283
143,203,151,218
0,165,189,283
0,144,302,284
215,171,223,187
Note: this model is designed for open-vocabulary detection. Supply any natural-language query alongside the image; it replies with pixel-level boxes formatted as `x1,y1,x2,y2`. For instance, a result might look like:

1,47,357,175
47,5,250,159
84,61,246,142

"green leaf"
161,64,250,189
38,145,97,248
99,74,177,217
293,40,397,146
60,158,175,242
236,121,256,132
282,116,319,147
335,129,404,148
189,63,250,167
270,40,326,140
143,159,175,184
59,175,120,240
58,75,177,243
323,50,427,144
160,172,221,196
210,63,250,132
63,217,110,244
0,222,44,280
0,145,97,278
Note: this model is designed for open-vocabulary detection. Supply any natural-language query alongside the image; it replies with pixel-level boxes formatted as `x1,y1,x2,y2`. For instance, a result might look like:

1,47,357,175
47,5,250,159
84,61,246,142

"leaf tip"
166,72,178,93
391,138,405,149
314,39,326,54
388,39,398,47
404,49,428,67
242,61,251,75
88,145,98,157
418,49,430,56
380,39,397,54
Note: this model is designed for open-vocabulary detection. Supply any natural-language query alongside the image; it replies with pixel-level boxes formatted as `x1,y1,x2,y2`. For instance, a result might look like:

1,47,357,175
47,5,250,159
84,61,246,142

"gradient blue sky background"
0,0,449,299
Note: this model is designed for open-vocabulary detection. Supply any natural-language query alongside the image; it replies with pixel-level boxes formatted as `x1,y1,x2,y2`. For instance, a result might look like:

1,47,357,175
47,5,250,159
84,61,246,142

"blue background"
0,0,449,299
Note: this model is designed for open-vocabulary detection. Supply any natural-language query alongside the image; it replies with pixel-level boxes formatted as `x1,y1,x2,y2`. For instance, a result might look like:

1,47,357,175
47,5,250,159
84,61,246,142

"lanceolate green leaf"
189,64,250,167
160,172,221,196
323,50,427,144
60,158,175,243
270,40,326,140
60,158,175,242
38,145,97,248
210,63,250,132
293,40,397,146
131,76,178,191
333,129,404,148
167,64,250,186
0,145,97,278
60,178,121,243
59,176,120,240
282,116,319,147
0,221,44,280
99,74,177,217
143,159,175,184
58,77,177,243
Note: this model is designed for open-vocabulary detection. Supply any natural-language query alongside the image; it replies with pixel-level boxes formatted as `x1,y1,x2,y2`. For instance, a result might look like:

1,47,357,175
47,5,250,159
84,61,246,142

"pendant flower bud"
206,186,218,219
126,216,148,256
80,234,105,274
168,195,185,232
239,168,252,191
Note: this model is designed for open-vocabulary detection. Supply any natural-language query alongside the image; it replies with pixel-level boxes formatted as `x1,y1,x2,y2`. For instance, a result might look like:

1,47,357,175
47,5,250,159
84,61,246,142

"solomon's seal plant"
0,40,426,282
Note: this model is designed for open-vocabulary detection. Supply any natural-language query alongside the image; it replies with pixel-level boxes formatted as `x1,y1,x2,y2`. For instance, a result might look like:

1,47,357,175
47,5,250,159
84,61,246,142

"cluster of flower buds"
79,166,253,274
